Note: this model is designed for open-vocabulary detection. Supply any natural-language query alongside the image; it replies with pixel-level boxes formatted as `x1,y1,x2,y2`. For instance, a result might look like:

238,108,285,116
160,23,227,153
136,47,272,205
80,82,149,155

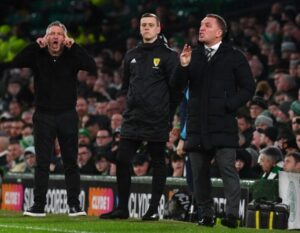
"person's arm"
0,42,37,80
11,43,39,68
225,50,255,112
70,43,97,76
120,53,130,96
169,44,191,92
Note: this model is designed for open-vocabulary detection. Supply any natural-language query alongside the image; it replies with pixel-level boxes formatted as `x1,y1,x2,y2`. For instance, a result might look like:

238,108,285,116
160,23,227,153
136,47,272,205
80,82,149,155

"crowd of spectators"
0,0,300,180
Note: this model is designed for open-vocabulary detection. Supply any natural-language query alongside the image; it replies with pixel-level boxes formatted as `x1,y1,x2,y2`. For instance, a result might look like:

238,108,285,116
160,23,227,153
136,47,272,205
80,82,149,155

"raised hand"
36,36,48,48
64,36,74,48
180,44,192,67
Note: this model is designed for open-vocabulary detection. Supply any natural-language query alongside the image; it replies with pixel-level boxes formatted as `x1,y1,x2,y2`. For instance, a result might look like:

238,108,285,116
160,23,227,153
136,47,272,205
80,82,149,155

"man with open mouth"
8,21,97,217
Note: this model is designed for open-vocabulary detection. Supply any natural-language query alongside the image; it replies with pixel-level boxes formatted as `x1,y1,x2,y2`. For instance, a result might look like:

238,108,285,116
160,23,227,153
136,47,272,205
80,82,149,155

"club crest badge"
153,58,160,67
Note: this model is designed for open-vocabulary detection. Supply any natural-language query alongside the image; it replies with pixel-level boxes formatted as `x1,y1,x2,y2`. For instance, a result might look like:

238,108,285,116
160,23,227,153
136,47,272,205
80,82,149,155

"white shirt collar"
204,41,222,53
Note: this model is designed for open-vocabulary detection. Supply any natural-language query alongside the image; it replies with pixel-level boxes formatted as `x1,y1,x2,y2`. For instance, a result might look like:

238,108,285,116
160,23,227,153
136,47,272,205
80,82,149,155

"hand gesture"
176,139,185,157
36,36,48,48
64,36,74,48
180,44,192,67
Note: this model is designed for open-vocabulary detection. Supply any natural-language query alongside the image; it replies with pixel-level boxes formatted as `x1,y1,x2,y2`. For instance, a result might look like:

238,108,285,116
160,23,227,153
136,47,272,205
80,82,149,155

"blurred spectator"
95,101,108,115
251,129,263,151
235,149,258,179
277,101,291,123
132,153,150,176
115,93,127,113
8,100,23,119
281,41,297,60
126,37,138,50
85,117,101,143
10,118,24,139
170,153,184,177
1,75,33,110
274,72,297,99
277,128,297,154
77,144,97,174
0,117,13,137
6,139,24,171
20,123,34,149
249,56,265,83
255,81,273,101
259,146,283,179
78,128,91,146
94,152,111,175
111,113,122,130
294,128,300,151
237,114,254,147
105,100,121,118
76,96,89,127
289,100,300,118
108,0,131,18
0,134,9,167
95,129,112,147
260,126,278,147
249,96,267,120
254,115,273,130
10,146,36,173
283,152,300,173
21,110,33,124
93,78,112,102
291,116,300,133
273,90,292,105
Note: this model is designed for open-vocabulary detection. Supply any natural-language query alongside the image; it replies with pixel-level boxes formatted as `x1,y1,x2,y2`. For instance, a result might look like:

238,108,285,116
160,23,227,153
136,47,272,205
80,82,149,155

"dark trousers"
189,148,240,217
116,139,166,211
185,155,193,192
33,109,80,207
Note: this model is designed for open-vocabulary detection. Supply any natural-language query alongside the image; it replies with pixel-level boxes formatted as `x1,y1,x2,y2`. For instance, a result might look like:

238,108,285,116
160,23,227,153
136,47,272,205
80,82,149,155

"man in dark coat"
100,13,179,220
9,21,97,217
171,14,255,228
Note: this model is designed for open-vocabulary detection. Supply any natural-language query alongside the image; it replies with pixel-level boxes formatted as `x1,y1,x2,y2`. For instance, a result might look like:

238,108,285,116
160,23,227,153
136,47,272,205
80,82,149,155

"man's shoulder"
157,43,177,55
125,46,139,58
124,48,139,63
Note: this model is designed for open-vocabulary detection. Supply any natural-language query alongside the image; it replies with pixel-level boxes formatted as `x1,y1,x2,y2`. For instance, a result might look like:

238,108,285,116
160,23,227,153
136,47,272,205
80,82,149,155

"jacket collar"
139,35,166,50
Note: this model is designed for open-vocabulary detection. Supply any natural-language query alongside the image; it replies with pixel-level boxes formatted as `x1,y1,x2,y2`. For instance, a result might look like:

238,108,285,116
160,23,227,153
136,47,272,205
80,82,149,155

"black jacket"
11,43,97,111
171,42,255,150
121,37,179,142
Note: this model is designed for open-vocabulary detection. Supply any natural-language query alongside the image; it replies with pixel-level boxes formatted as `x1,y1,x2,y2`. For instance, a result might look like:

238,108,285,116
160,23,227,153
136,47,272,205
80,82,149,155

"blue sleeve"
179,88,189,140
180,122,187,140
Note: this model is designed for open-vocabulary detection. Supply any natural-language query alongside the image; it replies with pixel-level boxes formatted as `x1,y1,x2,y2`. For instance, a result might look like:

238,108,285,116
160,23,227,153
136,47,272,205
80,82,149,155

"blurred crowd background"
0,0,299,179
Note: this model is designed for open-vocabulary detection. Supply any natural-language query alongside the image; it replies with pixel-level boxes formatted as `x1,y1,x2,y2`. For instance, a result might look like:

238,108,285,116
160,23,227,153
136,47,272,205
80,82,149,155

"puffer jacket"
121,37,179,142
171,42,255,150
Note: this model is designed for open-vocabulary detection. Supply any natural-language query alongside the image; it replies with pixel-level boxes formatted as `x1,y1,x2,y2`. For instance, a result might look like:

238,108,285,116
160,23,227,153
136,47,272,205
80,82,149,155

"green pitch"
0,211,288,233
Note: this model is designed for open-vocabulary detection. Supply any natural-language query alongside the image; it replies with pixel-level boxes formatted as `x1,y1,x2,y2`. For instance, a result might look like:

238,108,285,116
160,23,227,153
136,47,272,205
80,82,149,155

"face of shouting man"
46,25,66,56
199,16,225,47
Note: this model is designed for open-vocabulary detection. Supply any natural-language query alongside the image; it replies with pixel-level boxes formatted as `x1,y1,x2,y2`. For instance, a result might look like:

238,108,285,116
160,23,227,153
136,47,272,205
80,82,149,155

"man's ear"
216,29,222,38
156,25,161,35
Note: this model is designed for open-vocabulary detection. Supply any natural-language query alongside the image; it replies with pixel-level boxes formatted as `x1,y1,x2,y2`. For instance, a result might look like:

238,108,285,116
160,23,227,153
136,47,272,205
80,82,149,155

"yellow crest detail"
153,58,160,66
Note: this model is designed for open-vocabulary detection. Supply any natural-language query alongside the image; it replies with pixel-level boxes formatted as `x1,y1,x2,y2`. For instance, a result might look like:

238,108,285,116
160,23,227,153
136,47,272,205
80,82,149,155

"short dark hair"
286,152,300,163
237,114,252,124
260,146,283,162
141,13,160,25
206,14,227,38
